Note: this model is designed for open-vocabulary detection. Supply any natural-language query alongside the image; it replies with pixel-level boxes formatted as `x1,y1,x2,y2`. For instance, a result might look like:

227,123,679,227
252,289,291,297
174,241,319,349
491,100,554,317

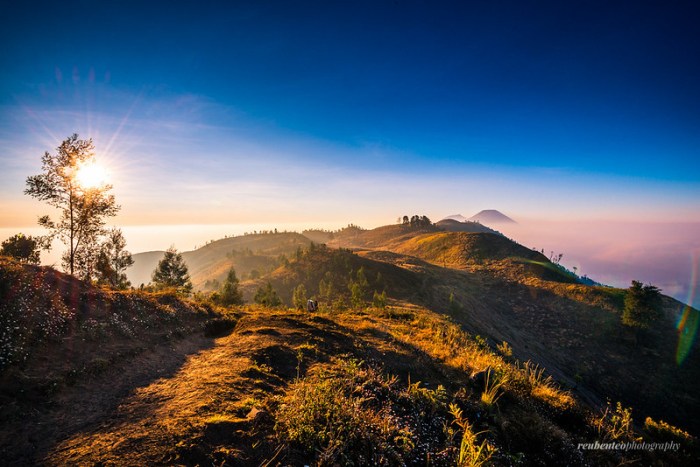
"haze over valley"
2,1,700,465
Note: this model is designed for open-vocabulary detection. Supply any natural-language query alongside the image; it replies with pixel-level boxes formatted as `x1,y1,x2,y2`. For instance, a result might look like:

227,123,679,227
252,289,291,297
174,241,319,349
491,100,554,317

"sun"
75,160,109,189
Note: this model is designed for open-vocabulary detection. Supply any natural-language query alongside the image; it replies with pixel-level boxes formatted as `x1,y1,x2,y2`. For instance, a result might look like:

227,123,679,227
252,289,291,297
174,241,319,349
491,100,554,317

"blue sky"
2,0,700,229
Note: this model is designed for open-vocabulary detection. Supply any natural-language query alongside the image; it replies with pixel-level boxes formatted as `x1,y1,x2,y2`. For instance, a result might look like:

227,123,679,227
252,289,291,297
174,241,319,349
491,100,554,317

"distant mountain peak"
468,210,516,224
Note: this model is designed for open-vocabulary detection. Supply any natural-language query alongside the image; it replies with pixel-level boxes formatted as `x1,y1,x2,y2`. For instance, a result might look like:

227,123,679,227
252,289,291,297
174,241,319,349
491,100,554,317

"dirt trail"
42,310,353,465
3,333,213,465
43,320,264,465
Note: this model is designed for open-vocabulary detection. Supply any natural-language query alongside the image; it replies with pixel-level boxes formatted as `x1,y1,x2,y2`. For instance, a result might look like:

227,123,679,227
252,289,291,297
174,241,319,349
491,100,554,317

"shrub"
496,340,512,358
594,402,637,442
644,417,694,445
274,362,411,465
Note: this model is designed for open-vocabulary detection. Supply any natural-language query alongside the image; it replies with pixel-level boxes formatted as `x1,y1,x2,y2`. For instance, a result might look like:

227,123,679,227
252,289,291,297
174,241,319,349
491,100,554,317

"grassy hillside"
0,256,239,464
435,218,503,235
128,232,311,289
328,223,441,250
315,227,700,435
1,257,696,465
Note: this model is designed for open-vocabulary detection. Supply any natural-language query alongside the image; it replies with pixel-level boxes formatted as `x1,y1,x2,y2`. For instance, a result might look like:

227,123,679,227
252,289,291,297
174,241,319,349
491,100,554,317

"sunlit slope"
435,218,503,234
128,233,311,289
294,228,700,435
240,244,426,305
1,256,697,465
327,223,441,249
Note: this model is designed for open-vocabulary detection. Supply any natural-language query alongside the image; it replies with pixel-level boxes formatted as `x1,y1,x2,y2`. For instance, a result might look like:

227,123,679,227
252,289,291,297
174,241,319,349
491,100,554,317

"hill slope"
319,226,700,435
128,232,311,289
435,218,503,234
1,258,696,465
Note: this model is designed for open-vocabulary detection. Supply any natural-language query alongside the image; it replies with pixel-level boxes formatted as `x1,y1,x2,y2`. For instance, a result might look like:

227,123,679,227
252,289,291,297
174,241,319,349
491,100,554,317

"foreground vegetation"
0,256,696,465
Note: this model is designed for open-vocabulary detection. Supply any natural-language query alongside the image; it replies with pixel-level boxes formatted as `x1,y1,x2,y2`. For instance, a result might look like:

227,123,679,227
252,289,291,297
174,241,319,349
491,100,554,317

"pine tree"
348,267,369,308
152,246,192,293
372,290,387,309
254,282,281,307
319,272,334,301
293,283,308,310
218,267,244,306
622,280,662,329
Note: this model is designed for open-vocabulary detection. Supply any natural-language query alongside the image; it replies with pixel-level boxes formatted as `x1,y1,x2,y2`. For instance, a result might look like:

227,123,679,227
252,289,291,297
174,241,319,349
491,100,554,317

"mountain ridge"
468,209,517,224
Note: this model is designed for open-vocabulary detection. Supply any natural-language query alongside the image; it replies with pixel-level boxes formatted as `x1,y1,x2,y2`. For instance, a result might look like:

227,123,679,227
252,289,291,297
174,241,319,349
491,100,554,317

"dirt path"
14,308,460,465
2,333,215,465
42,311,322,465
44,330,252,464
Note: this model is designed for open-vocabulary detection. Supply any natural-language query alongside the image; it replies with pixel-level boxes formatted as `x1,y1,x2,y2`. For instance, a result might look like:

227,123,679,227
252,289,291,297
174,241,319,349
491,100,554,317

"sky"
1,1,699,305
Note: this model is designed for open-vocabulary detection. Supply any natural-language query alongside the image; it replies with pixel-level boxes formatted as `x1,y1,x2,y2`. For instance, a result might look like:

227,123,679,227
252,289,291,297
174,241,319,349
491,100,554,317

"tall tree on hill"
96,228,134,289
152,247,192,294
217,267,244,306
0,233,45,265
25,135,119,275
622,280,662,329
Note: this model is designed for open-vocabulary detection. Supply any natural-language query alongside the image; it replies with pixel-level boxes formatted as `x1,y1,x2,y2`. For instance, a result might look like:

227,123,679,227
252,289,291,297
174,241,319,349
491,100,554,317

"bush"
1,233,43,264
275,362,411,465
274,359,463,465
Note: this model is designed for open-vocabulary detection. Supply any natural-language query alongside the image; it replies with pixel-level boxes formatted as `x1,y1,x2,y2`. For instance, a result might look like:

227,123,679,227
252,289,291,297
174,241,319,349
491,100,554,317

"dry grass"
2,255,697,465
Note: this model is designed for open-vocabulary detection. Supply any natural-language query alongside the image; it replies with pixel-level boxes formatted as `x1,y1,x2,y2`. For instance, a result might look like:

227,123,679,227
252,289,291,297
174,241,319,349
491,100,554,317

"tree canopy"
25,134,119,276
400,215,432,227
0,233,44,265
96,228,134,289
254,282,281,307
217,267,244,306
152,247,192,294
622,280,663,329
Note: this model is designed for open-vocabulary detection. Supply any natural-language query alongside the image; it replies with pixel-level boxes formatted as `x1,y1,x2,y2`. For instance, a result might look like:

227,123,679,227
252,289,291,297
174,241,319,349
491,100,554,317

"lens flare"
76,160,108,189
676,251,699,366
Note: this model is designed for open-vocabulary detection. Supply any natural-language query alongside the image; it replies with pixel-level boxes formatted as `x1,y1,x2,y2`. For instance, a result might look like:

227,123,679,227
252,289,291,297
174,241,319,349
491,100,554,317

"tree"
254,282,281,307
318,272,334,301
372,290,387,309
152,246,192,293
74,239,102,282
622,280,662,329
218,267,244,306
348,267,369,308
96,227,134,289
25,134,119,275
293,283,308,310
0,233,44,264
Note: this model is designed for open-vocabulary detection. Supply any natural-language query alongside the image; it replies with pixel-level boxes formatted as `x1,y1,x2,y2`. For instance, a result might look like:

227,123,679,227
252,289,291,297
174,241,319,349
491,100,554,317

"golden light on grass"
76,160,109,189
